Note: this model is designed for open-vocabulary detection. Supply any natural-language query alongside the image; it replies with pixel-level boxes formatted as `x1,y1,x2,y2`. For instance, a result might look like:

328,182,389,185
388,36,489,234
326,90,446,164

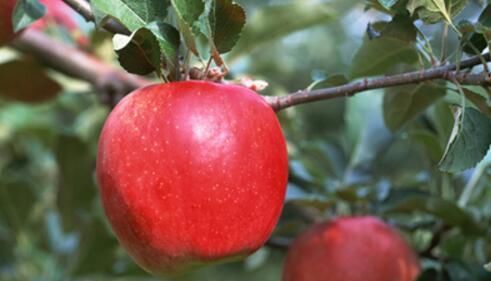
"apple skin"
283,216,421,281
97,81,288,275
0,0,17,46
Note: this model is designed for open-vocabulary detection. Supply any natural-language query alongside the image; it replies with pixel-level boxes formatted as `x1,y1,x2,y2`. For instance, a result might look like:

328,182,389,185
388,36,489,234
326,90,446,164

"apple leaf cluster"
90,0,246,80
352,1,491,174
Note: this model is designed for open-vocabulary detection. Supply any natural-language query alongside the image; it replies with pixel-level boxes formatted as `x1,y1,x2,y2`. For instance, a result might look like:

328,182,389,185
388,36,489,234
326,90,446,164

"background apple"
0,0,17,46
283,216,421,281
96,81,288,275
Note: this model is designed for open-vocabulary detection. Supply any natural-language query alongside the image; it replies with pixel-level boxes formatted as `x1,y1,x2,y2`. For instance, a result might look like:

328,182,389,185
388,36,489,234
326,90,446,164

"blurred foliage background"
1,0,491,280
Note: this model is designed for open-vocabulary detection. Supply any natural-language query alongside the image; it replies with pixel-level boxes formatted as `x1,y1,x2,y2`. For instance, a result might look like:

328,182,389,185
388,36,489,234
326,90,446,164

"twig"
419,224,451,259
266,237,293,250
266,53,491,111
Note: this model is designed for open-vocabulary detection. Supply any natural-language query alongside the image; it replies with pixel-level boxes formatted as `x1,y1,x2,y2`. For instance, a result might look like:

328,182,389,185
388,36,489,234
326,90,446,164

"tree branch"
266,236,293,250
12,29,150,104
12,29,491,110
267,54,491,111
62,0,130,35
419,224,451,259
61,0,491,111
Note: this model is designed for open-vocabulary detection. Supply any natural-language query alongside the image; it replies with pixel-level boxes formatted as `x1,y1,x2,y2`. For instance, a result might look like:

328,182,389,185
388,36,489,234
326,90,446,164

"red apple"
283,216,421,281
97,81,288,275
0,0,17,46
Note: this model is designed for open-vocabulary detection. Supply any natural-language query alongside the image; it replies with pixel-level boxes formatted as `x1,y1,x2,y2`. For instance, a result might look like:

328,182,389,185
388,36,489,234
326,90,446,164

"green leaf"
373,15,418,43
56,135,97,231
0,226,14,267
459,20,488,55
345,91,394,184
74,105,109,144
407,0,468,24
229,2,334,59
410,130,444,162
378,0,401,9
178,17,199,56
407,0,438,17
309,74,349,91
462,88,491,118
430,0,452,22
0,179,37,229
113,22,179,78
476,4,491,41
439,107,491,173
446,260,491,281
382,191,484,235
367,0,408,14
351,17,418,78
430,101,455,144
12,0,46,32
383,83,445,130
146,21,180,77
171,0,204,25
113,28,162,76
479,4,491,26
72,219,118,275
91,0,170,31
0,59,61,103
350,36,418,78
170,0,204,57
209,0,246,54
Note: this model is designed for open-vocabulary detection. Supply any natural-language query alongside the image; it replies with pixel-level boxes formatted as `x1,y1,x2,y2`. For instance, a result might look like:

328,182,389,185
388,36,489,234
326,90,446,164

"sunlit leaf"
439,108,491,173
407,0,468,24
91,0,170,31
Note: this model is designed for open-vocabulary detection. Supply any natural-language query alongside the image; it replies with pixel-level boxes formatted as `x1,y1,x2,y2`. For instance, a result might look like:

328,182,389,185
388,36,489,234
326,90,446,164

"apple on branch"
96,80,289,276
